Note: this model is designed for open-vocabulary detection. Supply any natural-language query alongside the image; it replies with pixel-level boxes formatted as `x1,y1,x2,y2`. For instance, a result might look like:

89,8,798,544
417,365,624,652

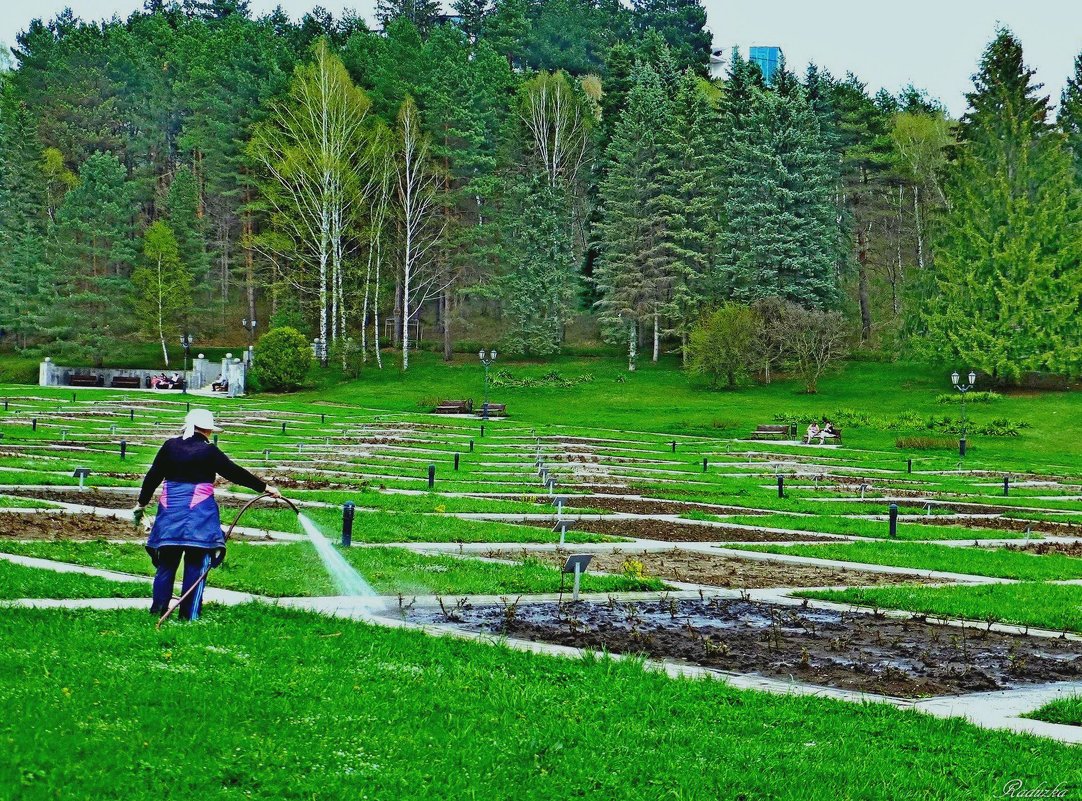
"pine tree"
630,0,710,74
165,166,209,288
0,83,53,346
718,86,839,308
376,0,444,37
452,0,491,42
594,64,676,368
921,28,1082,380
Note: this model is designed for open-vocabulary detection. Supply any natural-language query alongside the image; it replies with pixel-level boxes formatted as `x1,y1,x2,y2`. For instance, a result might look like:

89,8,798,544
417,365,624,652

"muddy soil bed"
0,511,141,541
408,598,1082,698
553,496,768,517
939,515,1081,535
515,517,834,543
1,487,304,514
999,541,1082,558
480,548,942,589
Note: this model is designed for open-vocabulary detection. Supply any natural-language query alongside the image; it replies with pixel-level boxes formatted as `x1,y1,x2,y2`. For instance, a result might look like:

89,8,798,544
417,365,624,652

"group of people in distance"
805,420,837,445
149,373,183,390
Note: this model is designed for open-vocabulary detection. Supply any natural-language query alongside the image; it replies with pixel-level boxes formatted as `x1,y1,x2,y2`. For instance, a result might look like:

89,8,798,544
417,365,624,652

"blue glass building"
749,46,782,85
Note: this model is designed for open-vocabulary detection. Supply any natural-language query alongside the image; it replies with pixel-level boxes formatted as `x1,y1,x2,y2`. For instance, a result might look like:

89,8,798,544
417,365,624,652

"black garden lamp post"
180,333,194,395
241,317,257,346
478,348,497,420
951,370,977,457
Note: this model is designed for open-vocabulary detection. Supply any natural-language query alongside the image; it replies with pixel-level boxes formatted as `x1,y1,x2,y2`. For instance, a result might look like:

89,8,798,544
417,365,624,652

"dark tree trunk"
856,223,872,343
442,289,452,362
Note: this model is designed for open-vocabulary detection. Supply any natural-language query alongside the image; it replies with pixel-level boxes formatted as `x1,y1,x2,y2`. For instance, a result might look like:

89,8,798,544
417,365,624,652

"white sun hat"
182,408,222,439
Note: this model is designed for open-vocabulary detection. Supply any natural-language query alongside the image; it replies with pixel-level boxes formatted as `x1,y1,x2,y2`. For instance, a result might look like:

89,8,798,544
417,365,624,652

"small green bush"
253,327,312,392
935,391,1002,404
895,436,957,450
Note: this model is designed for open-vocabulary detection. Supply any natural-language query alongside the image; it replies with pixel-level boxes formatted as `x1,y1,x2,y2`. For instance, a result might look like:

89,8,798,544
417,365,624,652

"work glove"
210,547,226,568
132,505,146,527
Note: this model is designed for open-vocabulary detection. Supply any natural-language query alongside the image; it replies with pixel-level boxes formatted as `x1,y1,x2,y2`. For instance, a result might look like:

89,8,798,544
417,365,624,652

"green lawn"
1024,697,1082,727
733,541,1082,581
0,605,1079,800
237,507,615,544
0,542,664,597
0,558,145,599
799,583,1082,633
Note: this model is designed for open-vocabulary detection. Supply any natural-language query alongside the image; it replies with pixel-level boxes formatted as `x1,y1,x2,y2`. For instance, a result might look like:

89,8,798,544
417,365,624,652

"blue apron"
146,481,225,550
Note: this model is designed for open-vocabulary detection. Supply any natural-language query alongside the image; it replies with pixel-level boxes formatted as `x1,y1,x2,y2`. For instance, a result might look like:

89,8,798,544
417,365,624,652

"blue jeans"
149,546,213,620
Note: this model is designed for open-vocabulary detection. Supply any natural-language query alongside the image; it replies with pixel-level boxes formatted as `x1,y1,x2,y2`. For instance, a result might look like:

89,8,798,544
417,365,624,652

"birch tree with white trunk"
248,39,370,348
394,96,447,371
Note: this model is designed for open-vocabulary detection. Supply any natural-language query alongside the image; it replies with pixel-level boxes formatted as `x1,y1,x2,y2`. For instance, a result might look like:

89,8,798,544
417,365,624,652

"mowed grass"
1024,697,1082,727
1,605,1080,800
0,541,664,597
0,558,145,599
722,513,1027,541
733,541,1082,581
226,507,615,544
799,583,1082,633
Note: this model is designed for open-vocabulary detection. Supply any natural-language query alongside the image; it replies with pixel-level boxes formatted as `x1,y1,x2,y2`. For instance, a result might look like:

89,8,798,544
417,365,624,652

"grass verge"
732,541,1082,581
798,583,1082,633
1,604,1080,799
0,558,145,599
0,542,663,597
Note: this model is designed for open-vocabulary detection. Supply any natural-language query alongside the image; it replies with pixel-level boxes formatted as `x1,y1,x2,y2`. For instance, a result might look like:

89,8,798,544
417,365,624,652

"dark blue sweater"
138,434,266,506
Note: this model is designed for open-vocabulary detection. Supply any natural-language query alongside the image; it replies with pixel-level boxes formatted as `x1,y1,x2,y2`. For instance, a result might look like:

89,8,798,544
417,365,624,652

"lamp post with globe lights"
951,370,977,457
180,333,194,395
479,349,497,419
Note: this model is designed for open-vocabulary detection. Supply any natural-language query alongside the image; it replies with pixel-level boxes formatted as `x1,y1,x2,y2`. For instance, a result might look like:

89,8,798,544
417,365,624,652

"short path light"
342,501,355,547
562,554,593,601
950,370,977,457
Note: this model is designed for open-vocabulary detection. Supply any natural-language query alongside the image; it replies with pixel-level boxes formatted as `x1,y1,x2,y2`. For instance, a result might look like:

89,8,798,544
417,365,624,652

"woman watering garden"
133,408,280,620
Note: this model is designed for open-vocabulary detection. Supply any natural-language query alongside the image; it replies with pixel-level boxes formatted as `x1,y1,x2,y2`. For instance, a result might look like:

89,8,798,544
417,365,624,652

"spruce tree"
922,28,1082,380
717,86,839,308
499,178,579,355
1059,52,1082,183
51,152,139,363
594,64,676,367
665,69,717,359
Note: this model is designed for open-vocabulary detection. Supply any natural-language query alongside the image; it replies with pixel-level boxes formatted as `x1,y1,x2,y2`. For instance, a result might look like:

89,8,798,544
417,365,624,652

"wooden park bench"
479,402,507,417
68,374,104,387
433,399,473,415
748,424,791,440
110,376,142,389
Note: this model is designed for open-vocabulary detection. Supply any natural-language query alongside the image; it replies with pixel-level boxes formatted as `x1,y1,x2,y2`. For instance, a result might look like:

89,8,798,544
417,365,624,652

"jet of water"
298,513,378,597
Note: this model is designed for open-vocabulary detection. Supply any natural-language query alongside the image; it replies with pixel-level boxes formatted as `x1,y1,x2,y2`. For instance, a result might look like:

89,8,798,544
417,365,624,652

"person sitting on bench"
819,420,835,444
211,374,228,393
806,422,820,444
